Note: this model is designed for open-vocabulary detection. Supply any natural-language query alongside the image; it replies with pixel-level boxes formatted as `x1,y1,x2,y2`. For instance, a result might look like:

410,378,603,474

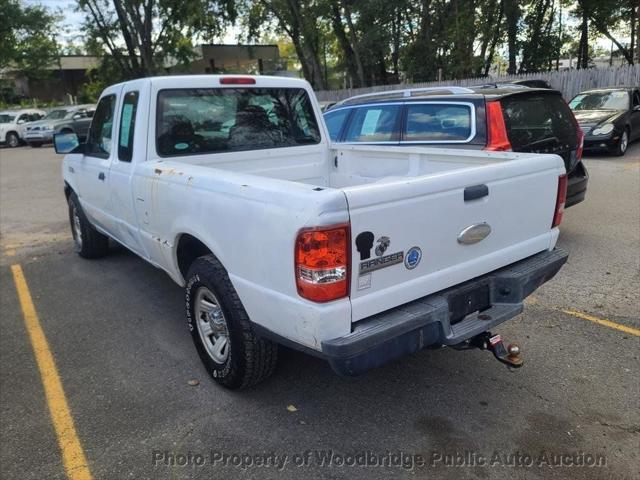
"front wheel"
185,254,278,389
6,132,20,148
68,193,109,258
613,129,629,157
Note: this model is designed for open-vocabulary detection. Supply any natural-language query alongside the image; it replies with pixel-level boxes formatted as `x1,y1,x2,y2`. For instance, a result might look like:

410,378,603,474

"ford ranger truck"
55,75,568,389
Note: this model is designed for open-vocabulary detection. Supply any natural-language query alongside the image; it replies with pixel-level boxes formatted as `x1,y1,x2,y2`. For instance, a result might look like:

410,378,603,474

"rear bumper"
322,248,568,376
566,161,588,208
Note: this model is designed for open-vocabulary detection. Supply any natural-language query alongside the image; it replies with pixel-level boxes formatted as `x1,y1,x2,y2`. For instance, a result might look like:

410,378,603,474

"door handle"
98,172,105,181
464,184,489,201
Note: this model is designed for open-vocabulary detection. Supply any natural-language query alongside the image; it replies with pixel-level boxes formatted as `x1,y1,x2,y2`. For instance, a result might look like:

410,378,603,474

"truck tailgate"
345,153,565,321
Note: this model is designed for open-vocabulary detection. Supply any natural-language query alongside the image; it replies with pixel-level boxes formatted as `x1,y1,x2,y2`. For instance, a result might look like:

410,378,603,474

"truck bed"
158,144,564,321
170,144,508,188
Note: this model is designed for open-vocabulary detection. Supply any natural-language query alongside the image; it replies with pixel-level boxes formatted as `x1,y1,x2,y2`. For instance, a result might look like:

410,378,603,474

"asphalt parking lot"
1,144,638,480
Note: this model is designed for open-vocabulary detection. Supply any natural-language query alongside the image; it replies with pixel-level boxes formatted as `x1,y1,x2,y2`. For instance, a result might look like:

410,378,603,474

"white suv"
0,109,46,147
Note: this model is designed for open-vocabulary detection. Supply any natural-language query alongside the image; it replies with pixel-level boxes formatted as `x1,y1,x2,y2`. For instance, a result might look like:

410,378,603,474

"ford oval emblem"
457,223,492,245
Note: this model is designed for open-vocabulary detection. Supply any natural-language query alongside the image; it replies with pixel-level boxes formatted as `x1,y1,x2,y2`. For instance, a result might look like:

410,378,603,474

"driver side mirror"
72,113,84,120
54,132,85,154
17,119,26,125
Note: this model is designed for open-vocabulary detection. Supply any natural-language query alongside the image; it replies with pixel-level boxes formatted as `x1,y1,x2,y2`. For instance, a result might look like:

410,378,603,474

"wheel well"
64,182,72,201
176,234,212,278
60,127,74,133
5,130,18,139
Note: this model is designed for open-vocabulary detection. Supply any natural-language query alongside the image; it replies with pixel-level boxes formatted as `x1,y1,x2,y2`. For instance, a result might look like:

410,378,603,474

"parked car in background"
0,109,46,147
324,85,588,207
24,104,96,148
569,87,640,157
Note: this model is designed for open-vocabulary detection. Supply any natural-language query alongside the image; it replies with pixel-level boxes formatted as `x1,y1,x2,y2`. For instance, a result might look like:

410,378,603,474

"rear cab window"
500,93,577,154
118,91,139,162
156,88,320,156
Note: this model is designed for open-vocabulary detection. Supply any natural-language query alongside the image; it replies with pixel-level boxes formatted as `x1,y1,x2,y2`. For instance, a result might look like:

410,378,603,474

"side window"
344,105,400,142
118,91,139,162
86,95,116,158
324,109,350,141
404,104,472,142
18,114,29,123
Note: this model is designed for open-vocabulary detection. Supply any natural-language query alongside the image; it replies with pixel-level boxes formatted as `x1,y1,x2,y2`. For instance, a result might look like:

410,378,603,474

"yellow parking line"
622,161,640,170
562,308,640,337
10,264,93,480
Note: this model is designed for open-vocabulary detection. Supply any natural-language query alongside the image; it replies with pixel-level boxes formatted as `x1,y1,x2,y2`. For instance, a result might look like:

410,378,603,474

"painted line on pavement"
10,264,93,480
562,308,640,337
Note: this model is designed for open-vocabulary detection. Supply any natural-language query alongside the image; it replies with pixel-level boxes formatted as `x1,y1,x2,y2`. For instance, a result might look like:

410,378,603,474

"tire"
6,132,20,148
614,129,629,157
67,193,109,258
185,254,278,389
29,142,43,148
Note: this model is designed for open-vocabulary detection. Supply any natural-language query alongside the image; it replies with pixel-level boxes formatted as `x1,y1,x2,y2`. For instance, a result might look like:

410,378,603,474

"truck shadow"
66,243,617,480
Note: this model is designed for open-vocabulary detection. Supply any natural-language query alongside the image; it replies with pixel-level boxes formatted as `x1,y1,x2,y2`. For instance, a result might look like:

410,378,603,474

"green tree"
0,0,60,81
77,0,237,78
246,0,328,89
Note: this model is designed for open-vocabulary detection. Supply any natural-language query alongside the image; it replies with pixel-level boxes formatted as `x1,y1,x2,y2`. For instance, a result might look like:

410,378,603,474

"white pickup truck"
56,75,568,389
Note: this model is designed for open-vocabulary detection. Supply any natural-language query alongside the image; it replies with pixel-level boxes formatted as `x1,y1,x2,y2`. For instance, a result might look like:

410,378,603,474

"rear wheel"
613,129,629,157
6,132,20,148
185,254,278,389
68,193,109,258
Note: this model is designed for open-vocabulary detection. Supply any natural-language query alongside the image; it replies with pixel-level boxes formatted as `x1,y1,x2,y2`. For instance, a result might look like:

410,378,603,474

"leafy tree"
77,0,237,78
246,0,328,89
0,0,60,81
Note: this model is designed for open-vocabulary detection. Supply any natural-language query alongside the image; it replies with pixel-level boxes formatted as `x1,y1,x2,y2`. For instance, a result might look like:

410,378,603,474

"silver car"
24,104,96,147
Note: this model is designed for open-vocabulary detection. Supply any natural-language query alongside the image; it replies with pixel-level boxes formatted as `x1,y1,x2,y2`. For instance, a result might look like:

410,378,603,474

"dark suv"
324,86,587,207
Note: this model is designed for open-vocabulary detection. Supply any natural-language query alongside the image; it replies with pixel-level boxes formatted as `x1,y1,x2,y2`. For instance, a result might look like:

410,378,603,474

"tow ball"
455,332,524,368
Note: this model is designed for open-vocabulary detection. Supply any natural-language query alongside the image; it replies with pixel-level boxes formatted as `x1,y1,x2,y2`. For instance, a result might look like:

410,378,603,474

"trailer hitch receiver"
463,331,524,368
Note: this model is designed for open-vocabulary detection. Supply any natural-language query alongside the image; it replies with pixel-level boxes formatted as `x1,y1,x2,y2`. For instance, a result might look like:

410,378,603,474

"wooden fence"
315,65,640,102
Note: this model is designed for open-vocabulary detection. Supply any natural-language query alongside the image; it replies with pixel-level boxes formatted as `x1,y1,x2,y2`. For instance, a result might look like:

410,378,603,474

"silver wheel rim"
194,287,230,364
8,134,18,147
72,206,83,250
620,132,628,153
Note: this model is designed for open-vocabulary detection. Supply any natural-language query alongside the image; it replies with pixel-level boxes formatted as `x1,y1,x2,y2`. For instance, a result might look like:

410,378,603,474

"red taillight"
485,101,512,151
295,224,350,302
219,77,256,85
552,174,568,228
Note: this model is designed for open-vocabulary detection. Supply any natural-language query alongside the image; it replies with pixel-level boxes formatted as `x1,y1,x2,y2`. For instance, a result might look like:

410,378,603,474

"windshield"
569,91,629,111
0,114,16,123
44,109,70,120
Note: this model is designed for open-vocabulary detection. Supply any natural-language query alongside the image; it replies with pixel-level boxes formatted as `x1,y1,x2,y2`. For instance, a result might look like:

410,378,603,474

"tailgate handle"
464,184,488,202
